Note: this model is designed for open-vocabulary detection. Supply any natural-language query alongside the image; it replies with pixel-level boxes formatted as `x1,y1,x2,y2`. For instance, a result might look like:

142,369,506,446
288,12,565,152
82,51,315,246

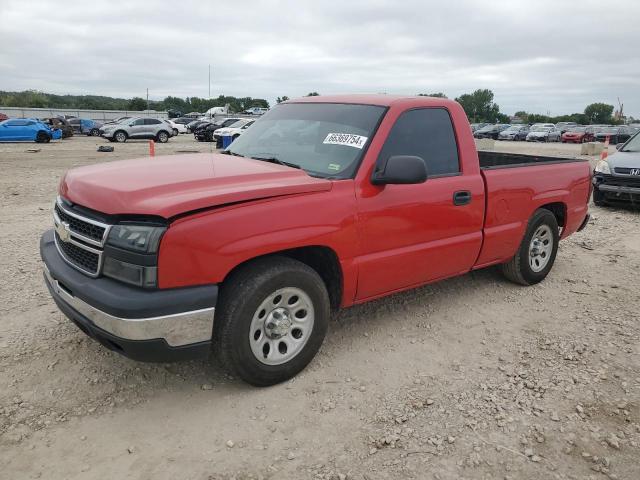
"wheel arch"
537,201,566,229
221,245,343,311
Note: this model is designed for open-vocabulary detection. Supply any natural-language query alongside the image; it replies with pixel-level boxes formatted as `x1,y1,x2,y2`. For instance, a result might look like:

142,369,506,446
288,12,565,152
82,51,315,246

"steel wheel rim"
249,287,314,366
529,224,553,272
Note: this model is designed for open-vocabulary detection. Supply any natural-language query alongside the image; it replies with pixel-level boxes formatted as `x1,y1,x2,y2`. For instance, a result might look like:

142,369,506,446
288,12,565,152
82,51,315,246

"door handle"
453,190,472,206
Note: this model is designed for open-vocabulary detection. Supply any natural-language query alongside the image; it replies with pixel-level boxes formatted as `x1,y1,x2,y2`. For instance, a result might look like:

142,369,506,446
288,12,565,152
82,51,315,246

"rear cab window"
377,108,460,176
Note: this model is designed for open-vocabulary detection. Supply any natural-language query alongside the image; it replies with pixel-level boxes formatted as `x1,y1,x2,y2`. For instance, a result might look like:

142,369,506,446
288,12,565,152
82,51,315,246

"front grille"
55,232,100,274
55,203,106,243
598,174,640,188
613,168,640,176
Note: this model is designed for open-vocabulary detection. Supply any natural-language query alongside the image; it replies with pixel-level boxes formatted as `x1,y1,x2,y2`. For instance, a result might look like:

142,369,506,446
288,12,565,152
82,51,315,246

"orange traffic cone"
149,140,155,157
600,135,610,160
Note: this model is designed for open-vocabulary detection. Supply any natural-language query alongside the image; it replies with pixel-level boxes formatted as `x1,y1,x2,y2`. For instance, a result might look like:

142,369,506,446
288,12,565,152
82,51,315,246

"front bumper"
40,230,217,362
593,174,640,205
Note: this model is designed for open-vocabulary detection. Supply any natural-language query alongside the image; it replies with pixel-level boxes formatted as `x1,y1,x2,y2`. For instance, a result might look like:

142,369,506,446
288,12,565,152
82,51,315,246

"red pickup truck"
41,95,591,386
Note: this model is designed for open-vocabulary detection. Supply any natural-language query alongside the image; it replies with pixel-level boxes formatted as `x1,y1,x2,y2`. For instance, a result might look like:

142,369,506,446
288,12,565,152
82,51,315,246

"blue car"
0,118,57,143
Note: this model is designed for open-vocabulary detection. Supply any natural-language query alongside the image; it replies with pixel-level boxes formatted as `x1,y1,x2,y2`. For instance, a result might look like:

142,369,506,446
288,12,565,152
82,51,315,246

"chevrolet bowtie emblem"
56,221,71,242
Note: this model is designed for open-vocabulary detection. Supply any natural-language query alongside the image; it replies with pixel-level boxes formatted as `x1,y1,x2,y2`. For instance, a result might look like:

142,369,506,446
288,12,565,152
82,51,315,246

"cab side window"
378,108,460,176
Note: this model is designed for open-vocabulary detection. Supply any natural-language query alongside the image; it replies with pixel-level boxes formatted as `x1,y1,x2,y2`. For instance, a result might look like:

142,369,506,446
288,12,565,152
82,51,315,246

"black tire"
90,128,100,136
114,130,127,143
593,187,607,207
35,131,49,143
173,128,178,136
501,209,559,286
213,256,330,386
156,131,169,143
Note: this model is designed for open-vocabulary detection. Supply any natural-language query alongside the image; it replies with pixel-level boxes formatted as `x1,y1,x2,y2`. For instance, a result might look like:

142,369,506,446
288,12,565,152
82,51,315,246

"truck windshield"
226,103,387,178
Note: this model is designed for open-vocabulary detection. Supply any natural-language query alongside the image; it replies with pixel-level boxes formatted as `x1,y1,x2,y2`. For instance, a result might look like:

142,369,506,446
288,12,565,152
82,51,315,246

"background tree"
584,103,614,124
128,97,147,111
455,89,501,123
305,92,320,97
276,96,290,103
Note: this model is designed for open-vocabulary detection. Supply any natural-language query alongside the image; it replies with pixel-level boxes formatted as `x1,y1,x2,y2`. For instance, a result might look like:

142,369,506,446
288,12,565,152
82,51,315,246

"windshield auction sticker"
323,133,368,149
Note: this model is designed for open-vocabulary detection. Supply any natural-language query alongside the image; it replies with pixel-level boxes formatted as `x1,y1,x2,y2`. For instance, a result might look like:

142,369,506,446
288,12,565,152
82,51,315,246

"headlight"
107,224,166,254
594,160,611,174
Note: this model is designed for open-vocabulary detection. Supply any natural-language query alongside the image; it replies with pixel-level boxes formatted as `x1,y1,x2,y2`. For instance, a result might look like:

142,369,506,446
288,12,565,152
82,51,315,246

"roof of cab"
287,94,457,108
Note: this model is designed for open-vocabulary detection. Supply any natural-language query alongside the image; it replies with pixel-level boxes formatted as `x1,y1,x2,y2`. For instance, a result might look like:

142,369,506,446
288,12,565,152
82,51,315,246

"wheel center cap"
265,308,292,339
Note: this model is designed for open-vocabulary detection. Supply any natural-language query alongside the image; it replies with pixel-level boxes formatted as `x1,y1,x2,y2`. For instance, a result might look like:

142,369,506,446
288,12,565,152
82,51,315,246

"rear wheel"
213,256,330,386
114,130,127,143
501,209,559,286
35,131,49,143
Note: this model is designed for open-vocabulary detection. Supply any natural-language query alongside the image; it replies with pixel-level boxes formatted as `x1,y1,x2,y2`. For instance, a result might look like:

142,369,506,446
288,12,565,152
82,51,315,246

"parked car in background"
0,118,57,143
498,125,530,141
531,123,556,130
555,122,578,135
99,117,173,143
526,126,561,142
196,117,244,143
68,118,103,136
43,117,73,138
104,116,131,126
244,107,269,115
474,124,511,139
593,130,640,206
187,119,211,133
0,113,8,121
212,119,255,144
593,126,638,144
172,117,195,125
163,119,187,135
470,122,489,132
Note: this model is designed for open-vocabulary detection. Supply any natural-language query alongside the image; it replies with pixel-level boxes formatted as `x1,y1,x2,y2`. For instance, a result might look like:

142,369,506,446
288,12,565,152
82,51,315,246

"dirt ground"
1,135,638,480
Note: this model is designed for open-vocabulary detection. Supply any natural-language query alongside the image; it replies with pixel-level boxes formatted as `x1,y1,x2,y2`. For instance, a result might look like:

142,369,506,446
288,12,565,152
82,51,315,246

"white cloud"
0,0,638,116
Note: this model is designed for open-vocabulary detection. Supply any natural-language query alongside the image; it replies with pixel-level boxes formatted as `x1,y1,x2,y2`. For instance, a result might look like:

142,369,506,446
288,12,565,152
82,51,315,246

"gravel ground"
0,135,638,480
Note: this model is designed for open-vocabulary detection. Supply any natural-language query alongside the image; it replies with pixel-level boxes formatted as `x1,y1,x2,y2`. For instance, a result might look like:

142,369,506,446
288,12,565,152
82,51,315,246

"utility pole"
146,88,149,110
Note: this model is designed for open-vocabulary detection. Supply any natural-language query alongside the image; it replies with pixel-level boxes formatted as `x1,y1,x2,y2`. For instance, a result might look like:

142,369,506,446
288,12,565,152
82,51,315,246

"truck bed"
478,151,587,170
474,151,592,269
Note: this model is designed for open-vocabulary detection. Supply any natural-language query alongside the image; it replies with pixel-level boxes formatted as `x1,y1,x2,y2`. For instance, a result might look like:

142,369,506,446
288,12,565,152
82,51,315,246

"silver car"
99,117,173,143
593,131,640,206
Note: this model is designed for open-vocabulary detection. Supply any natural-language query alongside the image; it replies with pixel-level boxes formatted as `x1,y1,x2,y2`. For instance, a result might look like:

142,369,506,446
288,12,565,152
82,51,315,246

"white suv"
100,117,173,143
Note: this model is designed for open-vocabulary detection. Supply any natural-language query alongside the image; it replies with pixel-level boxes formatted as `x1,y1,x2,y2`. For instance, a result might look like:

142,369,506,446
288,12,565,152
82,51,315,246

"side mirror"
371,155,428,185
616,143,625,151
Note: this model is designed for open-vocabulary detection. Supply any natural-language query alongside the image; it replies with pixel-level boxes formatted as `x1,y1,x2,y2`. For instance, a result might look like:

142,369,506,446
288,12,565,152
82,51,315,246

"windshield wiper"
221,150,245,157
250,155,301,170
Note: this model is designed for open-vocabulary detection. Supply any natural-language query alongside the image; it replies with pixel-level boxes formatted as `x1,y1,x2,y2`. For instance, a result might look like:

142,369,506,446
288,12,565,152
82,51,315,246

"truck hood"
60,153,332,218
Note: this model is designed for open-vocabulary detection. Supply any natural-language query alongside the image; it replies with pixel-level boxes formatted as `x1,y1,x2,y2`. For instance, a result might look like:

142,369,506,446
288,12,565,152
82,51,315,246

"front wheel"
156,131,169,143
213,256,330,386
114,131,127,143
90,128,100,136
501,209,559,286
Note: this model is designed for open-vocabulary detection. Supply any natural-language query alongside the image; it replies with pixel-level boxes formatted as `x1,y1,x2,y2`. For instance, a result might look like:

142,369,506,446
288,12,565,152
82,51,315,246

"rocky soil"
0,136,638,479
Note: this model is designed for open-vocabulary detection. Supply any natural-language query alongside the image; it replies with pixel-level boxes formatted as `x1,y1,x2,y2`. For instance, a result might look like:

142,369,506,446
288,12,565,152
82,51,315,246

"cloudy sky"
1,0,639,116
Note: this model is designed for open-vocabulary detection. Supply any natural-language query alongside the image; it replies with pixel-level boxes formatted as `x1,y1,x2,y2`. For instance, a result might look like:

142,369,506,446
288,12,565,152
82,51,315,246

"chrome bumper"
44,266,215,347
